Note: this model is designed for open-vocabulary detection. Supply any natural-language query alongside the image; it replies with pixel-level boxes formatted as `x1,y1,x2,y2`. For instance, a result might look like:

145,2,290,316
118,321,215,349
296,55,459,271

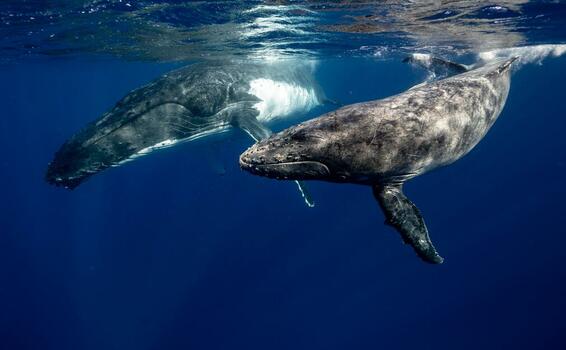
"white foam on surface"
248,78,320,123
479,44,566,67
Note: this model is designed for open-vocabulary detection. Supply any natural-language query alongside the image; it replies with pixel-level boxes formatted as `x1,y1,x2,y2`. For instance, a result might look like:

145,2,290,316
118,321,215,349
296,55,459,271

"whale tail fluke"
403,53,469,79
373,184,443,264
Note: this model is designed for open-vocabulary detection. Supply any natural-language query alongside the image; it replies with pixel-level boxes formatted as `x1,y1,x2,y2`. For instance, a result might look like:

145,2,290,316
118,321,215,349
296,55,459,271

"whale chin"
45,172,88,190
239,156,330,180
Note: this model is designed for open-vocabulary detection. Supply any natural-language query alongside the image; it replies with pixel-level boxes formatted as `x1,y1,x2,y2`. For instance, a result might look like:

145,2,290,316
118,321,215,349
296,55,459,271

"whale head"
239,122,335,181
46,135,115,189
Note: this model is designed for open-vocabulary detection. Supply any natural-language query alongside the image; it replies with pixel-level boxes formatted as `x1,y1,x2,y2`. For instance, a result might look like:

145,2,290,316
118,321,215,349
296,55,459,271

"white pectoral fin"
294,180,315,208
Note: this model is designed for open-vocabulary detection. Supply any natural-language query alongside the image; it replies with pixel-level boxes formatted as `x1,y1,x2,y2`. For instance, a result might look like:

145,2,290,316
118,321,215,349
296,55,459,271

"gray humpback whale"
46,61,328,207
240,57,517,263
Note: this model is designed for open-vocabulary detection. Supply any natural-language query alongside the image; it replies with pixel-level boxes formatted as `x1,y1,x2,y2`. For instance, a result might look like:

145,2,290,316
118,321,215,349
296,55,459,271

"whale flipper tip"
373,184,444,264
295,180,315,208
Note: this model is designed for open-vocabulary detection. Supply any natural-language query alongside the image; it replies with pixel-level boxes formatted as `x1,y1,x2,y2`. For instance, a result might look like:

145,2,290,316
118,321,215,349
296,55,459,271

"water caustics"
1,1,566,62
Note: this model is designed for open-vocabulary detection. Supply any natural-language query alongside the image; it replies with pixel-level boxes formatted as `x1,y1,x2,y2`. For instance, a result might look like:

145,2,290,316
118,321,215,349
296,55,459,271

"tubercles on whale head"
45,139,111,189
240,125,331,180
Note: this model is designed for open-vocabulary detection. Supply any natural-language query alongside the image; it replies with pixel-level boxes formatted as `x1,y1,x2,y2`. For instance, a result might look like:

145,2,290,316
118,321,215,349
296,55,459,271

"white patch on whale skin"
112,125,230,167
479,44,566,67
248,78,320,123
112,139,180,167
137,139,178,156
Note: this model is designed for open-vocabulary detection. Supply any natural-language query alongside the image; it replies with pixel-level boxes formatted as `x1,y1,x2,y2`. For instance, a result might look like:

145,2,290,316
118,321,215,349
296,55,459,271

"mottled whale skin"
46,61,326,206
240,57,517,263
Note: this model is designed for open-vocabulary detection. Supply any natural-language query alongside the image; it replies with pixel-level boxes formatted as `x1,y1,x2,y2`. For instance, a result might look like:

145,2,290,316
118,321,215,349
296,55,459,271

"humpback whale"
240,57,517,263
46,60,328,207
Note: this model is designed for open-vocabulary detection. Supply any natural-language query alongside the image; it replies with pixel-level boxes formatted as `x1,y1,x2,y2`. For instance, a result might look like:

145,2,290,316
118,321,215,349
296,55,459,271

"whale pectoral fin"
403,54,468,79
373,184,443,264
234,113,315,208
293,180,315,208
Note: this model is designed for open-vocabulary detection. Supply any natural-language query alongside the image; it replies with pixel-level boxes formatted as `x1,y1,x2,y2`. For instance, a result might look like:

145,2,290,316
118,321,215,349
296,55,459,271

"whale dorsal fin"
373,183,443,264
403,54,468,79
233,111,315,208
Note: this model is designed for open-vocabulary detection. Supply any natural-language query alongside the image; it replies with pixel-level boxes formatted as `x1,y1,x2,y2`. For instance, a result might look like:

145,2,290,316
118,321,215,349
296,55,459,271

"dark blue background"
1,56,565,349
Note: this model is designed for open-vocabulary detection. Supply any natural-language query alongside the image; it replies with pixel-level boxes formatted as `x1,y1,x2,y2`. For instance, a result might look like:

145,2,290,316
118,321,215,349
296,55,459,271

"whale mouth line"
239,157,331,179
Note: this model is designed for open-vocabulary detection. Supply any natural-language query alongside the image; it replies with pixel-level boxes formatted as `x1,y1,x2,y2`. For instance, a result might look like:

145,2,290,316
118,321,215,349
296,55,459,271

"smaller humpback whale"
240,57,518,263
46,61,329,207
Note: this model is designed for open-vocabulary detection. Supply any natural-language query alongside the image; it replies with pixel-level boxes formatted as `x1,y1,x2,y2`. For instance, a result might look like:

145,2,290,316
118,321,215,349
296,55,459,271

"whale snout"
240,138,330,180
45,132,119,190
45,147,98,189
45,168,84,189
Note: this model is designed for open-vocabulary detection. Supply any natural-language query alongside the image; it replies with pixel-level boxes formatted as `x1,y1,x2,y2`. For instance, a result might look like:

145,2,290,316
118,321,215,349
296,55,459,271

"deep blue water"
2,2,566,350
2,55,566,350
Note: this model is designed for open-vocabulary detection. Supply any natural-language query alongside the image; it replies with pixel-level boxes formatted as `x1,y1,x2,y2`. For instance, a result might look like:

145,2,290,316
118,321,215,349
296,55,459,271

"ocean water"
1,2,566,349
